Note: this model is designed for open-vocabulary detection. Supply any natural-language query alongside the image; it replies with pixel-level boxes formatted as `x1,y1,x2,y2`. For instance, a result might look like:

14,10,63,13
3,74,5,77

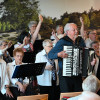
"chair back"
60,92,82,100
17,94,48,100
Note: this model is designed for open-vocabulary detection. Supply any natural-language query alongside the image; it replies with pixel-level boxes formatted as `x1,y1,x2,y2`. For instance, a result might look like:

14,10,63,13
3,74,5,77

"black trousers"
39,85,60,100
0,92,4,100
59,70,82,93
97,90,100,96
2,83,39,100
3,87,20,100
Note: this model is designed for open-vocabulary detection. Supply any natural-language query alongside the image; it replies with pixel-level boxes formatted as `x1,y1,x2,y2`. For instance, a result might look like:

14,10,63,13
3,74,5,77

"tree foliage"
0,21,2,30
0,1,100,35
58,7,100,30
62,18,69,26
0,0,40,30
81,14,90,28
2,22,6,31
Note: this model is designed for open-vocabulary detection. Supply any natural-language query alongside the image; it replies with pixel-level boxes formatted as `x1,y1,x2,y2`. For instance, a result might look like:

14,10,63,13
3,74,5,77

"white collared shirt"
1,60,29,94
93,56,99,75
14,42,30,49
0,59,7,94
85,38,93,48
35,49,59,86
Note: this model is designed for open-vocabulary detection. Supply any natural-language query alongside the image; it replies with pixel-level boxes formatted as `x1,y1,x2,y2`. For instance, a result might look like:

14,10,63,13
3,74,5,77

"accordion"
62,46,94,77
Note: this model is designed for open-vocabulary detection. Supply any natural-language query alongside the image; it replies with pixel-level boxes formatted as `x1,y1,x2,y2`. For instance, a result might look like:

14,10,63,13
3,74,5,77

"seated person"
14,31,34,52
0,40,13,63
78,91,100,100
14,15,43,52
68,75,100,100
35,39,60,100
2,48,29,100
0,58,7,99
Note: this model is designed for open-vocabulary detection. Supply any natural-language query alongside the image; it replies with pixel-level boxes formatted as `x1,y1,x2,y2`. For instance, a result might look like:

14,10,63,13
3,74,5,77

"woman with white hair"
14,15,43,52
28,20,41,40
35,39,60,100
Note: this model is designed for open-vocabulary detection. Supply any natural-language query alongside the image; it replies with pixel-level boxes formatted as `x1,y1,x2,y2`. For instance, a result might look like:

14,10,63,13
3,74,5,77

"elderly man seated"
0,58,7,100
78,91,100,100
68,75,100,100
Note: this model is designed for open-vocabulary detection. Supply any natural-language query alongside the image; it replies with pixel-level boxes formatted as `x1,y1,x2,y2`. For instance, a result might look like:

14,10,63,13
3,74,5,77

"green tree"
52,17,57,29
68,12,81,26
0,0,40,31
2,22,6,31
90,12,96,28
0,21,2,30
6,21,11,31
88,9,100,29
43,16,53,25
62,18,69,26
81,14,90,28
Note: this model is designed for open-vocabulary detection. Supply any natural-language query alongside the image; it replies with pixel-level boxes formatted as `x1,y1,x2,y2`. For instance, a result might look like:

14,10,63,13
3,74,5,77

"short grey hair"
82,75,100,92
64,23,76,33
56,25,63,31
42,39,52,47
0,40,7,46
28,21,37,29
89,29,97,35
90,41,99,47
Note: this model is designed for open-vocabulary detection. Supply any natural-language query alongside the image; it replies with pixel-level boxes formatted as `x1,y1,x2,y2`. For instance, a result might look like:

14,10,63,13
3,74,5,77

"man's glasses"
46,46,53,48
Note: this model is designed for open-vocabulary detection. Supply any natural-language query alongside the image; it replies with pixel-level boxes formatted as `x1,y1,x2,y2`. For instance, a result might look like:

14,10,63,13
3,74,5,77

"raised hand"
8,41,12,48
80,17,84,23
51,29,56,37
23,36,28,45
39,14,43,23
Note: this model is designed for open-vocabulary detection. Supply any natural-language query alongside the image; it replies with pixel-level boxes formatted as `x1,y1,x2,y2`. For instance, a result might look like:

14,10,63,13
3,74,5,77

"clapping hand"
51,29,56,37
8,41,12,48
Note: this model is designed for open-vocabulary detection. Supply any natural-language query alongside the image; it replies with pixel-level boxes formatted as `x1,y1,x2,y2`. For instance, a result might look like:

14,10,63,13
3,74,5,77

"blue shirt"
48,35,86,69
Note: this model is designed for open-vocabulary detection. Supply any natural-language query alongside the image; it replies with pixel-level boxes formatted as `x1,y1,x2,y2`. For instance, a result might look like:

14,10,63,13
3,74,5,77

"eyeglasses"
91,33,97,35
2,44,7,46
46,46,53,48
31,25,37,28
70,29,78,32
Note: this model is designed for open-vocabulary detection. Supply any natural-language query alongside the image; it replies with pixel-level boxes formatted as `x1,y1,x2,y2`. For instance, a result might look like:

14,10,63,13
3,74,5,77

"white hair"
56,25,63,31
82,75,100,92
42,39,52,47
64,23,76,33
28,21,37,28
0,40,7,46
78,91,100,100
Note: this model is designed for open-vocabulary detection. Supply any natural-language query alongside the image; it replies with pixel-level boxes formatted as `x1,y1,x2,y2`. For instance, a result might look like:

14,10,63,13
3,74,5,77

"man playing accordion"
48,23,86,92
